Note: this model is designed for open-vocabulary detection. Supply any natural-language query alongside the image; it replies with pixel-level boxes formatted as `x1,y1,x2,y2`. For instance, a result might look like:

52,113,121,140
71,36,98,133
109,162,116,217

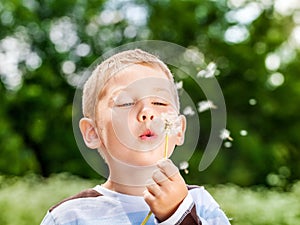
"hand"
143,159,188,222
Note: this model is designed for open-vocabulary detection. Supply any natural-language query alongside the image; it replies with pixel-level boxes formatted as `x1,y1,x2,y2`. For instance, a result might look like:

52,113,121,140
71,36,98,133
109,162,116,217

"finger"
146,179,162,197
143,189,155,204
157,159,179,180
152,169,169,185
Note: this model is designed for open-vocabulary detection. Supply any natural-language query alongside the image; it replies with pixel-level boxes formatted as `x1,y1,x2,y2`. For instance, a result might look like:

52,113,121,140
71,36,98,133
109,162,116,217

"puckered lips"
139,129,157,141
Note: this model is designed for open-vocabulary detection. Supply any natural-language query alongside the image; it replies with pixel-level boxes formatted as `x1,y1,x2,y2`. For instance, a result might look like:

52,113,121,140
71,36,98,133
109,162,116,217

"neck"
103,153,157,196
102,179,146,196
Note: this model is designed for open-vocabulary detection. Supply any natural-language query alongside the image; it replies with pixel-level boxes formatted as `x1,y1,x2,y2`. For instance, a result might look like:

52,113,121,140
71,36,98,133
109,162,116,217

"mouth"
139,129,157,140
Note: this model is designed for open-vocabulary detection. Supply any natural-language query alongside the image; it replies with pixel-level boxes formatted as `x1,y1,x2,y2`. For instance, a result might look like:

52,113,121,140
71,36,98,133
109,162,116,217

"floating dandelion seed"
183,106,195,116
179,161,189,174
240,130,248,136
175,80,183,90
249,98,257,106
198,100,217,113
197,62,217,78
224,141,232,148
220,129,233,141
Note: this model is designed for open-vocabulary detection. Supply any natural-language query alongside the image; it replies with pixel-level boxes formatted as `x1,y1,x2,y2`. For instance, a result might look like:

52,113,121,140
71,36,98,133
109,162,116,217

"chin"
128,153,161,167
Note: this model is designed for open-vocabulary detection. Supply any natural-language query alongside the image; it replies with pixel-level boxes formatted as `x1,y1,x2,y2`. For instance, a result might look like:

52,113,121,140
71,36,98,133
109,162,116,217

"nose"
137,106,155,122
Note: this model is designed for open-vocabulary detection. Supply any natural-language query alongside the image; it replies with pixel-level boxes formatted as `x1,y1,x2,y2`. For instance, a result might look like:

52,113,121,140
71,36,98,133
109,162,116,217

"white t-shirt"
41,185,231,225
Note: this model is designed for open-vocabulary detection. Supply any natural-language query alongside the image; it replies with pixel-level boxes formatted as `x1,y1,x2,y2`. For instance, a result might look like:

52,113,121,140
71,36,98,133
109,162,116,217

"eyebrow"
110,88,124,98
107,88,126,105
109,87,172,102
152,87,171,94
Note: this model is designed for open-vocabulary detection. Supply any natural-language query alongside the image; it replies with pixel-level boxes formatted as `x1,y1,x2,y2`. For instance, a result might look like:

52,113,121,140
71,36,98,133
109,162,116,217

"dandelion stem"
140,211,152,225
140,134,169,225
164,134,169,159
227,136,233,141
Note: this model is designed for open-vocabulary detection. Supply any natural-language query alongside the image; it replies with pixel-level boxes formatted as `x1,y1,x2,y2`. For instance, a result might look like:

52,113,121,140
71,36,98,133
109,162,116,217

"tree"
0,0,299,187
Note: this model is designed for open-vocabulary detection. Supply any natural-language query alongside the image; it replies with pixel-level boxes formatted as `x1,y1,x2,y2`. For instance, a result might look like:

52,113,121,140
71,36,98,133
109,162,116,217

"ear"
175,114,186,146
79,118,101,149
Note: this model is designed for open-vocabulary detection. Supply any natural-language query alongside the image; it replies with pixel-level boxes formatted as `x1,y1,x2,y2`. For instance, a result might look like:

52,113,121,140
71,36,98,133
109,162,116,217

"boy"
41,49,231,225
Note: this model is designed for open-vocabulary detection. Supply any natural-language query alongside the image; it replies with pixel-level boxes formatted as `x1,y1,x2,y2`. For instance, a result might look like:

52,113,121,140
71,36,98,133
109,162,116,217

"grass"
207,183,300,225
0,173,98,225
0,173,299,225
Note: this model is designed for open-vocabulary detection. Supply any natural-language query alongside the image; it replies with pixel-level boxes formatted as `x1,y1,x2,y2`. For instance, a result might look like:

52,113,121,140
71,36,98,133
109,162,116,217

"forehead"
99,63,172,99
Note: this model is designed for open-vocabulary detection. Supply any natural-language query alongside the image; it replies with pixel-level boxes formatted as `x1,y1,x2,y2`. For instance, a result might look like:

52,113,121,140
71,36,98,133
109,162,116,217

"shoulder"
186,185,231,224
43,188,122,225
187,184,220,207
49,188,102,212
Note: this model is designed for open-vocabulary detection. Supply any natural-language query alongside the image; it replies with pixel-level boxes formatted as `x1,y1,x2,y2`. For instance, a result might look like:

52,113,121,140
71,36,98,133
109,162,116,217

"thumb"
157,159,179,179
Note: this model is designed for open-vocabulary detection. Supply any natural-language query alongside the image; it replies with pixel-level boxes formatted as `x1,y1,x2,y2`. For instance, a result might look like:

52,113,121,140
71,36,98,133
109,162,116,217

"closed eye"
152,102,168,106
117,102,135,107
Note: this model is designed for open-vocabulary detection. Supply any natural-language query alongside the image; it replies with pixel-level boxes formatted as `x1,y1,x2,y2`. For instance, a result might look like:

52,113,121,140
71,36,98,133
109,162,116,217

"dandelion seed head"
161,112,182,135
151,112,181,136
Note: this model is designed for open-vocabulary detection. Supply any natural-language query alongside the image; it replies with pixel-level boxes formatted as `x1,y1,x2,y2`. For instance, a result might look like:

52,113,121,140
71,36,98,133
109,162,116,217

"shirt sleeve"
191,187,231,225
156,192,201,225
40,211,57,225
156,187,231,225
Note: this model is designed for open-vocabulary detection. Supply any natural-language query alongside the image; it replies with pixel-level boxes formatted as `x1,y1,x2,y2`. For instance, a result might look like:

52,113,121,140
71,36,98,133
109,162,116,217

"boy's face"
94,63,185,166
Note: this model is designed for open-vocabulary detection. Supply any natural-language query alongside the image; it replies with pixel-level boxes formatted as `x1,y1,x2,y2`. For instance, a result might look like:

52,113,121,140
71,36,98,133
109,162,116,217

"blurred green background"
0,0,300,224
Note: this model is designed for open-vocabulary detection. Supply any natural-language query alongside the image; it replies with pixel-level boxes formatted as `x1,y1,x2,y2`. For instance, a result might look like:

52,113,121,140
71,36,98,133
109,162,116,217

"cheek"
168,135,177,147
110,108,138,148
112,108,134,132
95,108,118,146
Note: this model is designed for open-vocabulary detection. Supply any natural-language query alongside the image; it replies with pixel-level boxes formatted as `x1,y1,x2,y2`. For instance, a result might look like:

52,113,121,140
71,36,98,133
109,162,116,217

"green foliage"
208,182,300,225
0,173,99,225
0,174,299,225
146,0,300,187
0,0,299,187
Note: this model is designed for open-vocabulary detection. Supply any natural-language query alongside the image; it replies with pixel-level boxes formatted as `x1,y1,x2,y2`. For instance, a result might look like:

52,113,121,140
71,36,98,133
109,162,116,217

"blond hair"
82,49,179,119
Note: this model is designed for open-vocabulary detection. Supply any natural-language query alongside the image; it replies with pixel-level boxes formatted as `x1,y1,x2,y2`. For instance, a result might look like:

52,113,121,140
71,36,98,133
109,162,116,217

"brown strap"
176,185,202,225
177,204,202,225
187,184,202,190
50,185,203,224
50,189,102,212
